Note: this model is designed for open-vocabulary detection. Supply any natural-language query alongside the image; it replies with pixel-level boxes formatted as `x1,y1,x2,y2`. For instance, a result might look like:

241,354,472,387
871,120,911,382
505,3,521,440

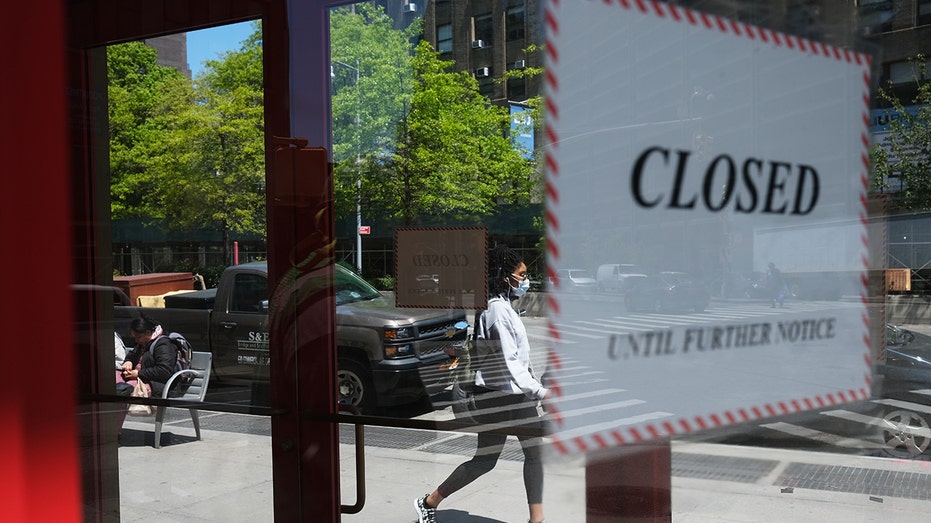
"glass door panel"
326,3,587,521
89,20,276,520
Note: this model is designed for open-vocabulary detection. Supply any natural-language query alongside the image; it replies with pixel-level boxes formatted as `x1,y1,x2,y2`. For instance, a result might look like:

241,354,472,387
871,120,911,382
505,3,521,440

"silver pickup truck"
114,262,467,412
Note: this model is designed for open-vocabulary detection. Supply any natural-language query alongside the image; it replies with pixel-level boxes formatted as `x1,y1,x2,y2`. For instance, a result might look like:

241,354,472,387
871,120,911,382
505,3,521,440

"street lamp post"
333,59,363,273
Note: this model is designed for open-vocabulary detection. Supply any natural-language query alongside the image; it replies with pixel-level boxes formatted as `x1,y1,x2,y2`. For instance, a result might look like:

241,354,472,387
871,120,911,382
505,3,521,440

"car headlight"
384,326,413,340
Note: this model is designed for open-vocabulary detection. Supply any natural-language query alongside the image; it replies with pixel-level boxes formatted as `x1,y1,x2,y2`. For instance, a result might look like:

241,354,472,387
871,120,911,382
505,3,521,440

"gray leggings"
437,390,545,504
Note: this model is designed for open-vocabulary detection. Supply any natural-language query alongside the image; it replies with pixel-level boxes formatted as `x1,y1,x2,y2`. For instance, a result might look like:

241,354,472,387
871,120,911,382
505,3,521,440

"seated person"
119,314,178,398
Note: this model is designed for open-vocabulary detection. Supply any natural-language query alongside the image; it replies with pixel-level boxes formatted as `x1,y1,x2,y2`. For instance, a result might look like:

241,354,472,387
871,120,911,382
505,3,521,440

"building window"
477,76,494,98
889,59,930,84
474,14,493,46
859,0,895,34
919,0,931,26
437,24,452,54
507,5,526,41
507,75,526,100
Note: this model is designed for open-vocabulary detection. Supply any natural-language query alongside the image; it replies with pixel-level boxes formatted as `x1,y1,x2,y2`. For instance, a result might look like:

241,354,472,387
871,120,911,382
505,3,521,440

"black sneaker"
413,494,437,523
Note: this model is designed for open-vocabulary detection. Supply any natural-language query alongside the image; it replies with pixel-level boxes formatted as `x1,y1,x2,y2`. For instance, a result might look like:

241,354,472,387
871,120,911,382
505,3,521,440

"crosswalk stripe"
573,320,641,333
549,324,613,339
606,317,704,327
824,409,931,440
557,398,647,417
557,377,610,387
556,411,675,440
603,317,702,327
555,388,628,401
760,421,881,449
872,398,931,414
821,409,892,429
557,369,607,378
688,312,773,320
528,331,578,344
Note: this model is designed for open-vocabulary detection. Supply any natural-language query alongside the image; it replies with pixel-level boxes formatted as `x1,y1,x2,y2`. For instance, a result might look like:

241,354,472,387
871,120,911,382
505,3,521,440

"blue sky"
186,21,255,77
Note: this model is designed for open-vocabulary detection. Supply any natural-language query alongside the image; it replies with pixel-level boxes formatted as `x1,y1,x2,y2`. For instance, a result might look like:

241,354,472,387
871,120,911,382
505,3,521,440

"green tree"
329,4,421,220
330,7,536,227
108,24,266,264
108,42,188,219
369,41,536,225
870,55,931,210
154,22,266,261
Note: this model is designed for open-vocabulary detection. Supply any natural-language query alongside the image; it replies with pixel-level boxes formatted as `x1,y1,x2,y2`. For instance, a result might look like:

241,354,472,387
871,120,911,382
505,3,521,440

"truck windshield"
335,266,382,305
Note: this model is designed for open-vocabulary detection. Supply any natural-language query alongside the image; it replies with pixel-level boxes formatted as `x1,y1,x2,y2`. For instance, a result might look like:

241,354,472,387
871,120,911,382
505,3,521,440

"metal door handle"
339,404,365,514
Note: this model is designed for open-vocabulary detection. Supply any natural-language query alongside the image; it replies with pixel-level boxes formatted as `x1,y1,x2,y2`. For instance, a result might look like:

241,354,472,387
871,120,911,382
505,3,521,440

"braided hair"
488,243,524,297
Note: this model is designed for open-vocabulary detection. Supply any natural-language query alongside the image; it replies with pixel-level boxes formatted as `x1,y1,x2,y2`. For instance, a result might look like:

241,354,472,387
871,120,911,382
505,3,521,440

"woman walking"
414,244,549,523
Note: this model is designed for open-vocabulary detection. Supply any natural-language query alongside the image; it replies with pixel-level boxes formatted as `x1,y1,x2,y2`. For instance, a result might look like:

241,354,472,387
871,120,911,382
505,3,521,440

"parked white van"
595,263,647,292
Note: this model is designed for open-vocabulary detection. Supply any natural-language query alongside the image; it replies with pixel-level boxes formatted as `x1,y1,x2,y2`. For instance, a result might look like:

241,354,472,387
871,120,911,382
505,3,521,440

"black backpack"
166,332,194,384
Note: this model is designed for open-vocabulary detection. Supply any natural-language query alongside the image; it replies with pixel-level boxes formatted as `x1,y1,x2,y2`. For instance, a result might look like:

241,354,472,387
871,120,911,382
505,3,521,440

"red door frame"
63,1,346,520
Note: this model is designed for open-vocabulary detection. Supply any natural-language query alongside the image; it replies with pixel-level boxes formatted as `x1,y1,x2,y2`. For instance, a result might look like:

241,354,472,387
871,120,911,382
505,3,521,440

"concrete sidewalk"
118,417,931,522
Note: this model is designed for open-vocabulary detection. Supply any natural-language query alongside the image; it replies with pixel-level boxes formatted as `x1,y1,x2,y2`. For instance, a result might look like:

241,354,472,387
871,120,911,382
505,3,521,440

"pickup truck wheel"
337,358,375,413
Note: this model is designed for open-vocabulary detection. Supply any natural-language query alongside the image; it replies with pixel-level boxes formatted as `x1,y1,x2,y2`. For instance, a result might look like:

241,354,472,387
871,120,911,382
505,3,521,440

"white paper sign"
544,1,874,456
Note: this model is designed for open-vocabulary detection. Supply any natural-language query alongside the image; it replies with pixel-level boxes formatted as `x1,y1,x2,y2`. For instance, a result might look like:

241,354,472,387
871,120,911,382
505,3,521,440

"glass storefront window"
63,1,931,521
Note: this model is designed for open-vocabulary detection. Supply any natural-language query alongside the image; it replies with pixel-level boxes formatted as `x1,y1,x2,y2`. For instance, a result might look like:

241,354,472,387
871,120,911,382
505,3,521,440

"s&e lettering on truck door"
543,2,876,456
237,331,270,366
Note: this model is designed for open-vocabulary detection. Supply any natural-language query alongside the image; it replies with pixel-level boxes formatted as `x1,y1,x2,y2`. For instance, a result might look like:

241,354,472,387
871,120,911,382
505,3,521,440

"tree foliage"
330,4,421,220
330,7,536,227
108,42,186,219
157,23,266,252
376,41,535,225
110,8,540,256
870,54,931,210
108,23,265,259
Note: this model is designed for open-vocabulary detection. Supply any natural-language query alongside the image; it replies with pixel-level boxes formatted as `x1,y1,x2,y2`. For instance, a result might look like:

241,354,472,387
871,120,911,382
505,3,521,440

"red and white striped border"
543,0,875,456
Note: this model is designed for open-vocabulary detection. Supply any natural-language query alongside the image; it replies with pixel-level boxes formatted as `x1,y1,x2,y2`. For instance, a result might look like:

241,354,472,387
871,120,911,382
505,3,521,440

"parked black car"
624,272,711,313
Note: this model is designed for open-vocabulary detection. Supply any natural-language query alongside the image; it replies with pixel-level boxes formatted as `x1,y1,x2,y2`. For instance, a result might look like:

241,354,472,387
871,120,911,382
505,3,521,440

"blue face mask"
510,275,530,297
